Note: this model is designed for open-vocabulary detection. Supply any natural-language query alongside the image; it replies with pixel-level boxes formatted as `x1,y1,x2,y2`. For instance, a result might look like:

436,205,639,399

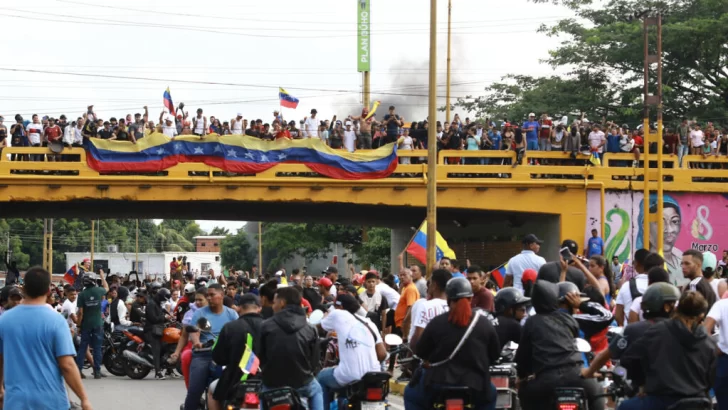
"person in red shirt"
466,266,494,312
43,118,63,162
539,113,553,151
273,121,291,140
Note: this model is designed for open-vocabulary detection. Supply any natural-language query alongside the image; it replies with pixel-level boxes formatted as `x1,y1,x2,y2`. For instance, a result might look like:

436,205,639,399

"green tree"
531,0,728,123
219,229,254,271
355,227,391,269
160,219,205,244
209,226,231,236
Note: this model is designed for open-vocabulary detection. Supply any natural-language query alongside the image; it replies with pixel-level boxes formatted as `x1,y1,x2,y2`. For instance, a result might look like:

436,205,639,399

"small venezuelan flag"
238,344,260,375
490,263,507,289
405,221,456,265
64,264,79,285
163,87,175,115
279,87,299,109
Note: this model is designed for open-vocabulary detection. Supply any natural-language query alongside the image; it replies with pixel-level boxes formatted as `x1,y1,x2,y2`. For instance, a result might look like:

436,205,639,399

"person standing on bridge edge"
503,234,547,291
586,229,604,259
523,113,540,151
0,266,93,410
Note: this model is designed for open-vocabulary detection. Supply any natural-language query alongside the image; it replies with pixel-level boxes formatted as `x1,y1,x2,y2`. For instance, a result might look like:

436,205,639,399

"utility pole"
445,0,452,123
426,0,438,278
258,222,263,273
90,220,95,270
641,13,664,256
135,219,139,272
42,219,53,272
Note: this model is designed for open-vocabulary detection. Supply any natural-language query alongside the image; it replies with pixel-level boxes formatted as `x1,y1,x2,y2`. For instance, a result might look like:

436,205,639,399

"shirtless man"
351,107,376,149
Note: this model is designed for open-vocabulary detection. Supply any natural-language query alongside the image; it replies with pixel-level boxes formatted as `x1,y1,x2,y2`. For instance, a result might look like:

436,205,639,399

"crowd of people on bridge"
2,104,725,169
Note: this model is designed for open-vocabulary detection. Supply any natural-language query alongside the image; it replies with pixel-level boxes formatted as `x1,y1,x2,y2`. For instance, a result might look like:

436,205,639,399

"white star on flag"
156,148,165,155
213,145,223,153
245,152,255,160
277,152,287,160
174,143,182,151
259,154,269,162
194,147,204,154
227,149,238,158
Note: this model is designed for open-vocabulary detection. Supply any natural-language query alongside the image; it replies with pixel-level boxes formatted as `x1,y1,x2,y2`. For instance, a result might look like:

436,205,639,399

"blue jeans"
76,325,103,373
317,367,345,410
184,352,214,410
527,140,539,151
678,144,689,167
262,379,323,410
538,139,551,151
715,354,728,410
404,370,496,410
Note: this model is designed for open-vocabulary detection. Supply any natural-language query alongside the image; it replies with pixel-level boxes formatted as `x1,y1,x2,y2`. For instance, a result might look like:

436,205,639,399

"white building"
65,252,221,280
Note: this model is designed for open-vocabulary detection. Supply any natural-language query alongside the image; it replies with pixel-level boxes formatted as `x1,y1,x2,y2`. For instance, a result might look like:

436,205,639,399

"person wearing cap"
317,293,386,410
504,234,547,291
0,285,23,317
229,113,244,135
0,267,93,410
516,280,605,410
493,287,530,349
681,249,717,311
257,287,323,410
158,111,178,138
700,251,724,301
322,266,338,295
523,113,540,151
75,269,109,379
404,277,500,410
304,109,319,139
209,293,263,409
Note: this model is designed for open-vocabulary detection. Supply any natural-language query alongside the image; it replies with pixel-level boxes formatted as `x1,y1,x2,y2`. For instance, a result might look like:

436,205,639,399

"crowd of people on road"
2,104,725,170
1,228,728,410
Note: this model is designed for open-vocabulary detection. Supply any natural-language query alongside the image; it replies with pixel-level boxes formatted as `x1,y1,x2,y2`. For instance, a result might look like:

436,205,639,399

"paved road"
82,374,405,410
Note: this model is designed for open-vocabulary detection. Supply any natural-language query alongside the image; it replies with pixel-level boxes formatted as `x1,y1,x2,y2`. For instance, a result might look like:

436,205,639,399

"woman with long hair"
588,255,616,307
404,277,499,410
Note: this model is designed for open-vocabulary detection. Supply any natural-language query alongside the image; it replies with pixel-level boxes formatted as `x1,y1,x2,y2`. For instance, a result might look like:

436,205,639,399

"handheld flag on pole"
238,344,260,375
163,87,175,115
489,263,508,288
64,264,79,285
364,100,381,121
405,220,456,265
279,88,299,109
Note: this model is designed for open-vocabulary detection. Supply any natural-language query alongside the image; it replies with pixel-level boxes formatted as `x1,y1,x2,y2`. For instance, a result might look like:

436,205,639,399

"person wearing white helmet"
174,283,198,323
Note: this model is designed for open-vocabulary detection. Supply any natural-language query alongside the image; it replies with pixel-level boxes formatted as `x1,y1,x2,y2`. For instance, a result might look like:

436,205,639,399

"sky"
3,0,573,231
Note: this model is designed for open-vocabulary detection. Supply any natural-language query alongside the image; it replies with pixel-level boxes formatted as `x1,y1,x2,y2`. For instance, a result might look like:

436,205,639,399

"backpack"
629,277,642,299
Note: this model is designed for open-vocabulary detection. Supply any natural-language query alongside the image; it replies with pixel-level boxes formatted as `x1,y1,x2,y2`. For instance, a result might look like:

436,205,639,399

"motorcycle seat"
665,397,712,410
127,327,145,338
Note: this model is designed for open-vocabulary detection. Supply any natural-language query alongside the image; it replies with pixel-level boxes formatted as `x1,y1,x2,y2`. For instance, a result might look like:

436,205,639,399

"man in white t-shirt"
343,121,357,152
615,250,656,326
317,294,386,410
504,234,547,291
61,285,78,333
587,124,606,153
304,109,319,139
375,279,399,310
409,269,452,352
704,297,728,406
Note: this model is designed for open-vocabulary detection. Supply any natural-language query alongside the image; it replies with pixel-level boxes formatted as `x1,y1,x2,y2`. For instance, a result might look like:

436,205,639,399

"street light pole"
426,0,438,278
445,0,452,123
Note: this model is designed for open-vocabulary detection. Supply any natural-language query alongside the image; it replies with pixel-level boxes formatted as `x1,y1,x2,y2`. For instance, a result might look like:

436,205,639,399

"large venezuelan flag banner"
85,133,398,180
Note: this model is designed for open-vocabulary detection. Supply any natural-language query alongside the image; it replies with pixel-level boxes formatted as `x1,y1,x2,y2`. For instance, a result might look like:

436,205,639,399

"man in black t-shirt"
98,122,113,139
493,288,530,350
382,106,402,145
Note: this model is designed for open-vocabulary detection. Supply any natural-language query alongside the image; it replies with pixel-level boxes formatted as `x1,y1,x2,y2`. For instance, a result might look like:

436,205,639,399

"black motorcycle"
102,325,135,377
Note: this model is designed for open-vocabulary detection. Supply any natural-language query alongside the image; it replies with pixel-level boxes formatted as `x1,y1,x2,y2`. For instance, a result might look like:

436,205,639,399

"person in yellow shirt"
353,273,366,295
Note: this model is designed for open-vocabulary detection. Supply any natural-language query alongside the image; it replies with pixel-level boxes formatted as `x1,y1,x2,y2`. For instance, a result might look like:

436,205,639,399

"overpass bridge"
1,146,726,271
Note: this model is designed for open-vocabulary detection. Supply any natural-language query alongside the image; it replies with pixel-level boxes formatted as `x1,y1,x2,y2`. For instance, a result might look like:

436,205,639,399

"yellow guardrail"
0,146,726,192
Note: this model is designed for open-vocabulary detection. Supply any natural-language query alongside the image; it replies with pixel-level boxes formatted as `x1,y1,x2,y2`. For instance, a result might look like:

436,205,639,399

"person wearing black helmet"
616,291,716,410
556,281,612,357
582,282,679,387
146,287,171,380
75,271,109,379
404,277,500,410
493,288,530,350
516,280,605,410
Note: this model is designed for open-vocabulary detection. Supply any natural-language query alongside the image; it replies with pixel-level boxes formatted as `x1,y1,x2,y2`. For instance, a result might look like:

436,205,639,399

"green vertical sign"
357,0,370,72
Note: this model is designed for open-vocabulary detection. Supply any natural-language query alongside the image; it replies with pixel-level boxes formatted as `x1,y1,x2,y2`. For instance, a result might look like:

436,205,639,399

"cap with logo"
522,234,543,244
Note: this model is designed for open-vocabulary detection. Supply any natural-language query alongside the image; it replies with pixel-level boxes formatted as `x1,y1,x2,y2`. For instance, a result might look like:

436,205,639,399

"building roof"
192,236,227,240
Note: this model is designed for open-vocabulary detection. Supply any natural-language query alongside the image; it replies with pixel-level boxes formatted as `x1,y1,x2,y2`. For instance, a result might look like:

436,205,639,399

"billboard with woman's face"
586,191,723,286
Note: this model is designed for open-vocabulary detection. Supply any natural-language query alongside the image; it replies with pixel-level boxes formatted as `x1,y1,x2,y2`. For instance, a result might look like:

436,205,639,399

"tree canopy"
260,223,391,272
454,0,728,126
219,228,254,271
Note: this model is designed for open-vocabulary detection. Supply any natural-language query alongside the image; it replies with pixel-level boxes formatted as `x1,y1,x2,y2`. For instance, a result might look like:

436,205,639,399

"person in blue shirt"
522,113,540,151
606,127,621,154
174,283,239,410
0,266,92,410
586,229,605,258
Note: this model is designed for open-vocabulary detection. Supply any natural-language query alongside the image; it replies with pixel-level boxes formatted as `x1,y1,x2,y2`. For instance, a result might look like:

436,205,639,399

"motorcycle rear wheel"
103,350,127,377
123,358,152,380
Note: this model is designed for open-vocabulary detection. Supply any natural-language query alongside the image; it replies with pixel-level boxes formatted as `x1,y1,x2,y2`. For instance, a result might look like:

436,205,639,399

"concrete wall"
65,252,222,279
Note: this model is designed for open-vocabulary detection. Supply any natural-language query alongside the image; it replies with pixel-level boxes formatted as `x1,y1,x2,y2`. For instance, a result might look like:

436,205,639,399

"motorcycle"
490,341,519,410
260,387,305,410
223,379,263,410
122,321,182,379
103,324,142,377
